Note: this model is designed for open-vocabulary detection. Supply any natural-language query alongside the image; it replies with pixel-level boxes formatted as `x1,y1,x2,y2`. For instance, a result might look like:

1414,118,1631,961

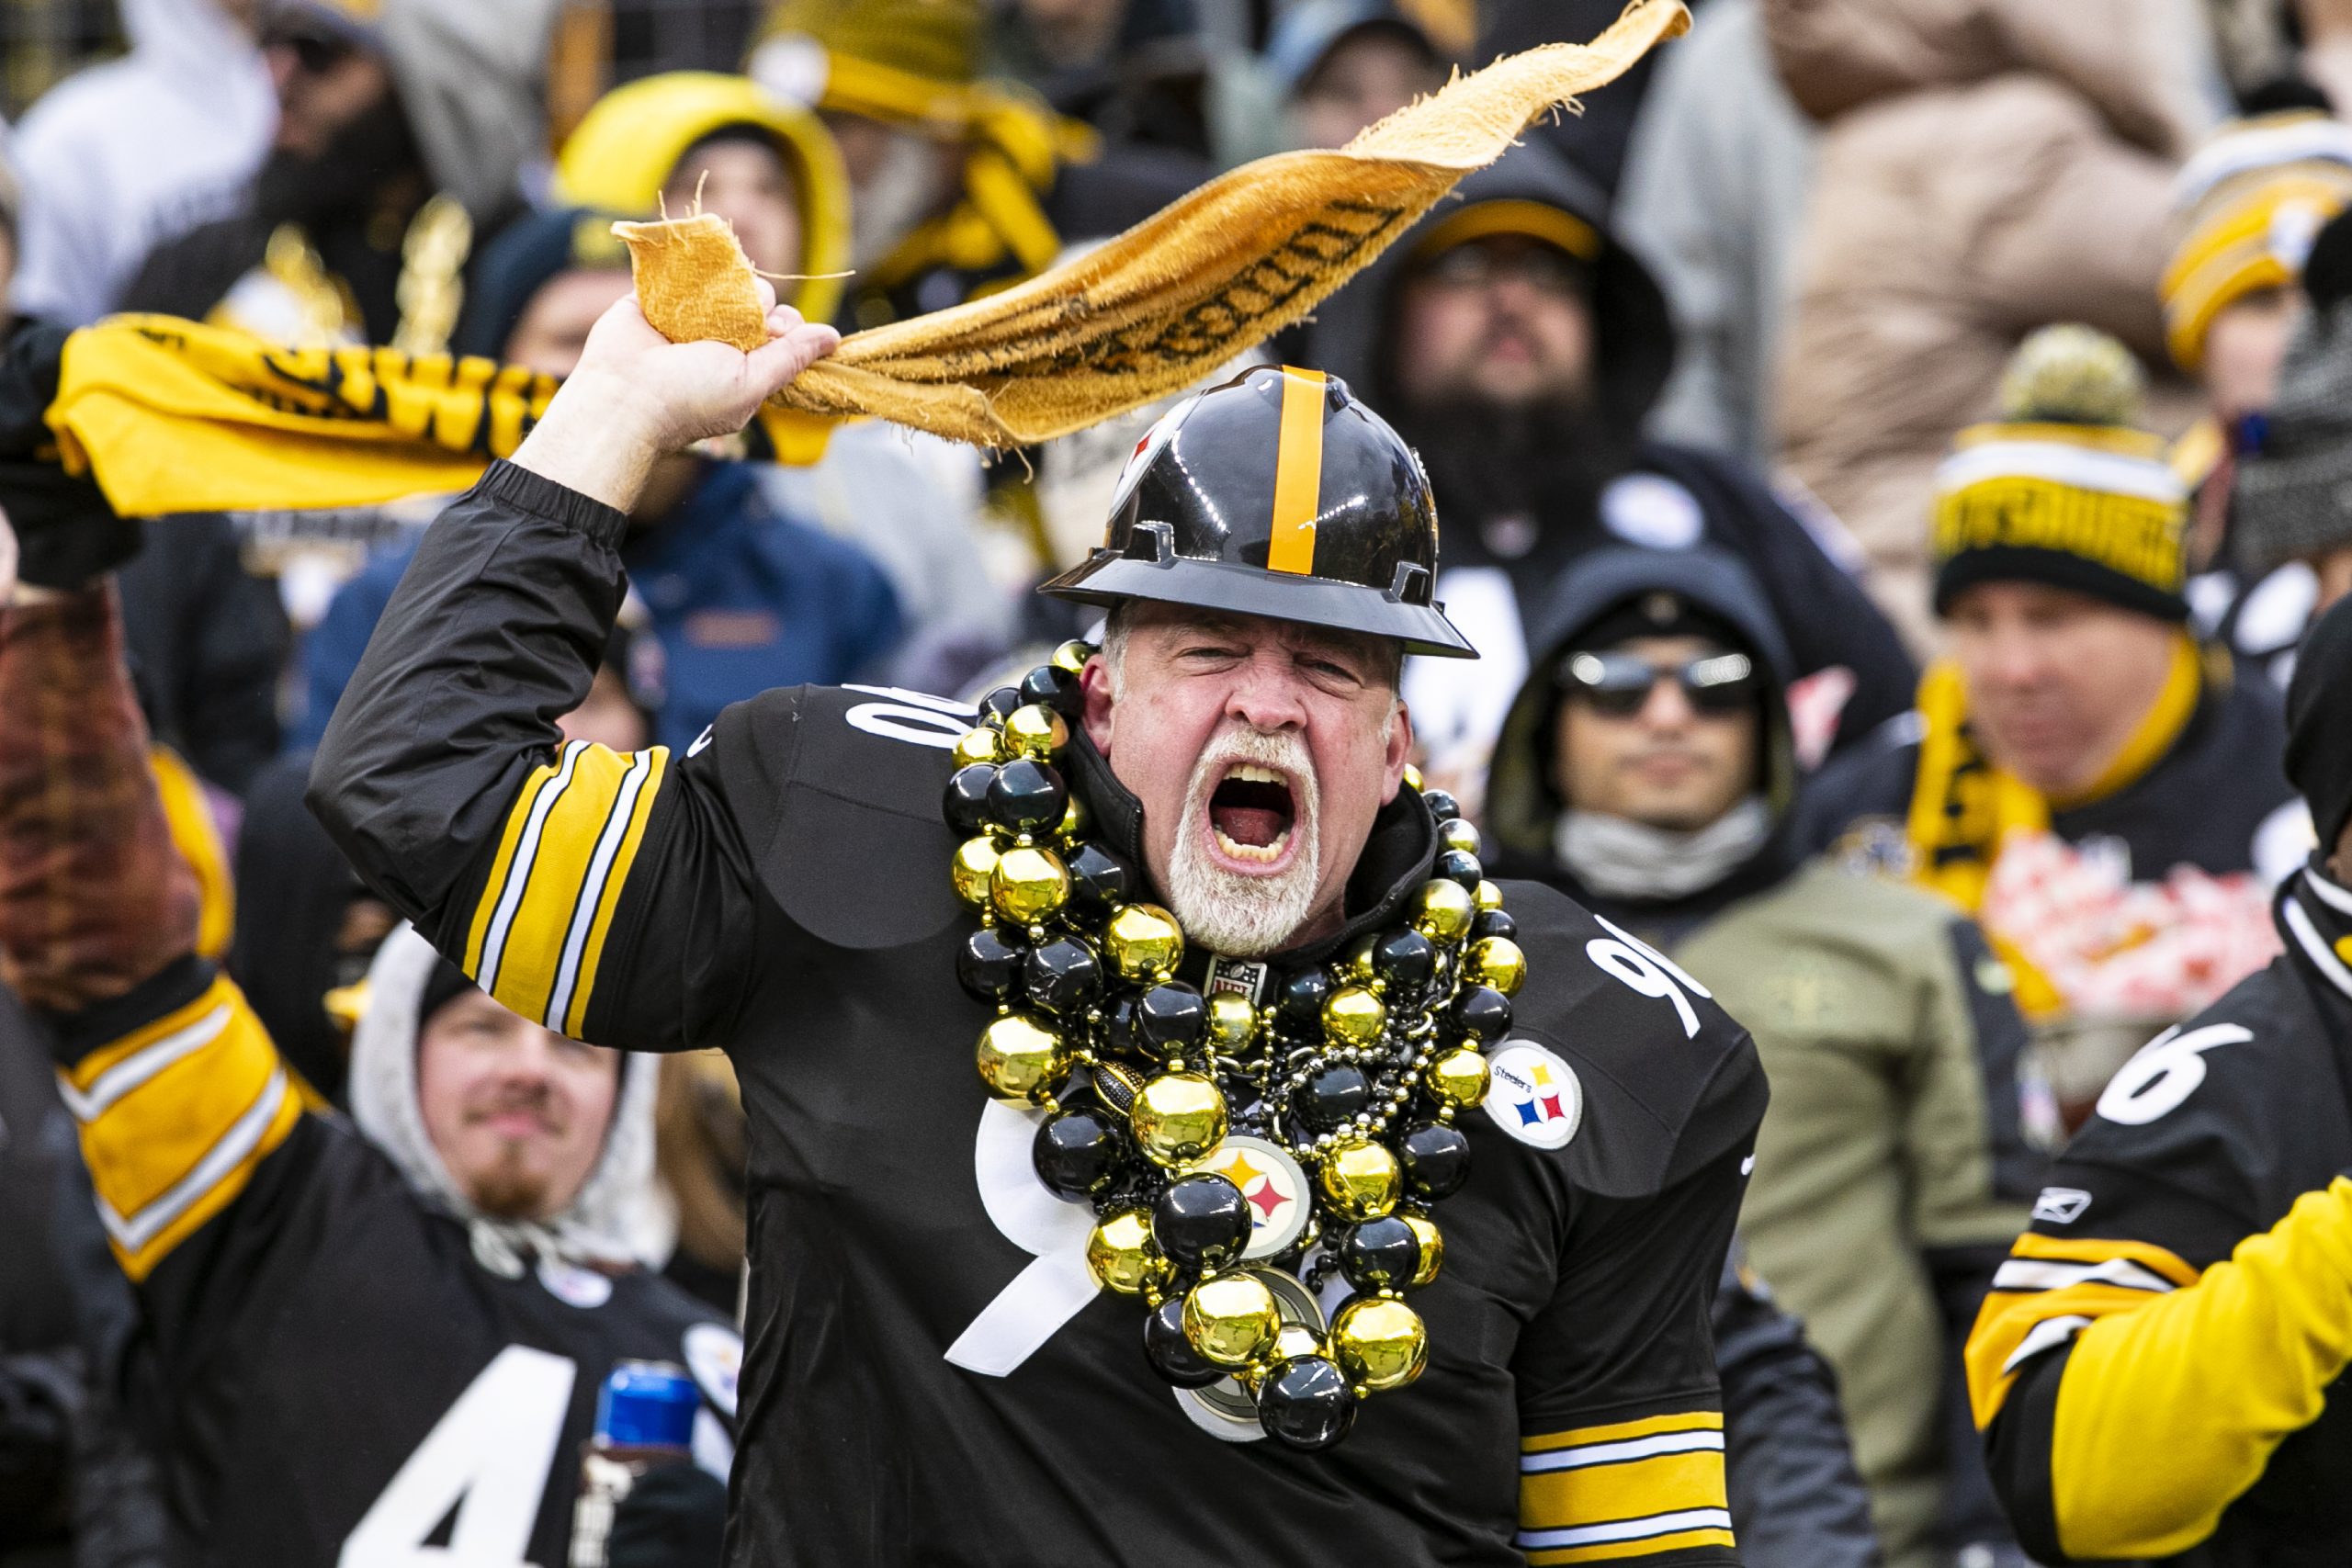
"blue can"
594,1359,698,1451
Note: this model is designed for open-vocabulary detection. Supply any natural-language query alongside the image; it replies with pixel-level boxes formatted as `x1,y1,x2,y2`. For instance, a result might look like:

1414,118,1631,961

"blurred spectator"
10,0,272,329
747,0,1201,326
986,0,1285,167
1801,328,2304,1113
117,517,288,797
2165,105,2352,682
122,0,560,351
554,70,1010,656
1765,0,2219,650
1485,546,2039,1568
2233,209,2352,656
1262,0,1444,151
1305,140,1916,807
1615,0,1813,462
1712,1253,1883,1568
289,204,904,753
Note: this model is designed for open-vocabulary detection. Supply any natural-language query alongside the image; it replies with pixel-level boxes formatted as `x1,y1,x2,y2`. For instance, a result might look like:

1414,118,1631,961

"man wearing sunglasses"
1484,545,2044,1568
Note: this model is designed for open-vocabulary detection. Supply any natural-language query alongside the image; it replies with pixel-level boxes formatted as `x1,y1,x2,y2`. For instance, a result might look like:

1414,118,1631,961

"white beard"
1163,728,1322,959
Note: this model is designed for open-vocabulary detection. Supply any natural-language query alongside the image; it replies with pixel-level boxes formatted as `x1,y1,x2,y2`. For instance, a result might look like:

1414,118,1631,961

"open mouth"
1208,762,1297,866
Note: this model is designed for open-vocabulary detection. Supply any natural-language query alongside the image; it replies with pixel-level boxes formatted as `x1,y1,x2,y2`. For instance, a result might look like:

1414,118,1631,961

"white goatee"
1165,728,1321,959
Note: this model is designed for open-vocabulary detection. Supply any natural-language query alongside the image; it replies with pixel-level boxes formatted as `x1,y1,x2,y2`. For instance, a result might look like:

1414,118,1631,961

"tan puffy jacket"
1765,0,2216,649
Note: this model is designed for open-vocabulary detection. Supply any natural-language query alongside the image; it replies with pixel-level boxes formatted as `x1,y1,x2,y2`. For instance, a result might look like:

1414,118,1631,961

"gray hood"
379,0,562,222
348,925,666,1273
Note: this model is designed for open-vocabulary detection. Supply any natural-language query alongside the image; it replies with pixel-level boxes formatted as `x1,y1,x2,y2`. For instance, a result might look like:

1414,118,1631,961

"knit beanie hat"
1932,325,2190,622
2230,207,2352,577
2162,106,2352,372
2286,587,2352,854
748,0,982,131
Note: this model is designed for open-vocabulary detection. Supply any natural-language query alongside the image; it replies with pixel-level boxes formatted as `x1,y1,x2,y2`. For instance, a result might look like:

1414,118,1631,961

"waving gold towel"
626,0,1687,448
47,1,1682,516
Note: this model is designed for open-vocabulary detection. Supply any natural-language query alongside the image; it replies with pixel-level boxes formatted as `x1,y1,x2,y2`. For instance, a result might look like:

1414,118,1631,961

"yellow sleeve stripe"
463,740,671,1034
58,976,303,1282
1522,1450,1727,1530
2011,1231,2200,1287
1967,1269,2190,1429
1522,1411,1724,1453
1518,1512,1737,1562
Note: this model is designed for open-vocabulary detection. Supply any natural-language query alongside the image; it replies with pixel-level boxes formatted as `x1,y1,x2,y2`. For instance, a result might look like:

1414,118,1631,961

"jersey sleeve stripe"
1966,1239,2196,1428
1522,1429,1724,1472
1519,1507,1738,1558
58,975,305,1281
552,746,665,1036
1522,1411,1724,1454
1521,1526,1738,1564
1521,1450,1728,1531
458,741,672,1032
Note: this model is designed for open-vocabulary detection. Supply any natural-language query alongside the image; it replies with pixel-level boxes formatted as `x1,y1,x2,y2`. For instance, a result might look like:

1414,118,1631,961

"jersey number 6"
2096,1022,2253,1127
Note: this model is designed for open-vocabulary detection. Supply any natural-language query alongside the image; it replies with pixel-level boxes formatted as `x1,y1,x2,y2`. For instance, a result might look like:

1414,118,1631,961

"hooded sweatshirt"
1302,140,1916,790
11,0,274,327
1480,546,2042,1568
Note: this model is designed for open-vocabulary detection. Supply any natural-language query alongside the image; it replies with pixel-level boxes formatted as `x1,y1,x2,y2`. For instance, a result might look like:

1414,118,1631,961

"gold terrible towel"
42,2,1680,516
622,0,1687,448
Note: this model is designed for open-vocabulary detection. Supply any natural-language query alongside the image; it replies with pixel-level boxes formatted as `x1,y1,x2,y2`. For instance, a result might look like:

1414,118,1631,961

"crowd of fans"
5,0,2352,1564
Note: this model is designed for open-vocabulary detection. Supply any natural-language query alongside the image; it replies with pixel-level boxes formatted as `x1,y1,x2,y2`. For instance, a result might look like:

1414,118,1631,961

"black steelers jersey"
1964,863,2352,1566
315,461,1770,1568
45,954,735,1568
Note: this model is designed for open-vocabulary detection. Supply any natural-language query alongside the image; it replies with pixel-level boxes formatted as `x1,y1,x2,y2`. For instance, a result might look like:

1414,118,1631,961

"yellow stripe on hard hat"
1268,367,1328,576
1408,198,1601,268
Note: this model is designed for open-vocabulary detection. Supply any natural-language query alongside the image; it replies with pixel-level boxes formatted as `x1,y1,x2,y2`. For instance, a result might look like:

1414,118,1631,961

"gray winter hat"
2234,296,2352,577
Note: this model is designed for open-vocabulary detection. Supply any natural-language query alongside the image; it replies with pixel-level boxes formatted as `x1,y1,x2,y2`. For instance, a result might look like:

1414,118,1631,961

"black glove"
606,1461,727,1568
0,461,141,591
0,320,70,461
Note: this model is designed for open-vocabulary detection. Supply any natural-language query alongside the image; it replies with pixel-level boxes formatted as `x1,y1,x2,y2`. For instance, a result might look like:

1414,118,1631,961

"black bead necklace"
946,643,1527,1450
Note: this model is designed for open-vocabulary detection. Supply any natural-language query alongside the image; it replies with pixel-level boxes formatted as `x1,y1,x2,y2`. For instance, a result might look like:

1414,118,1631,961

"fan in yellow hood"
554,71,853,326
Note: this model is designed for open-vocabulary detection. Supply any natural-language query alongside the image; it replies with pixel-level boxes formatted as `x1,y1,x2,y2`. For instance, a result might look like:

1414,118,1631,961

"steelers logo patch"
1482,1043,1583,1150
1189,1134,1310,1261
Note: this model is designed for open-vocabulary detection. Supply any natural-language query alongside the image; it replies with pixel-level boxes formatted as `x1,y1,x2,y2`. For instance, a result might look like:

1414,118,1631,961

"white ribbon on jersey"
946,1100,1102,1374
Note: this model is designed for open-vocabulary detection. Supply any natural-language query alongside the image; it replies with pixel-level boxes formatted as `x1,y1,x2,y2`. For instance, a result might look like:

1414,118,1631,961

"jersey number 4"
339,1346,577,1568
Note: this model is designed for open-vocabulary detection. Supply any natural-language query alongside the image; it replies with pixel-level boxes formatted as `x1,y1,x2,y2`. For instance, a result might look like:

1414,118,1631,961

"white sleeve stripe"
2285,895,2352,1004
1517,1507,1736,1550
2002,1314,2095,1377
542,748,656,1029
1521,1429,1725,1472
54,1003,233,1122
95,1067,288,1251
479,739,586,990
1990,1257,2177,1294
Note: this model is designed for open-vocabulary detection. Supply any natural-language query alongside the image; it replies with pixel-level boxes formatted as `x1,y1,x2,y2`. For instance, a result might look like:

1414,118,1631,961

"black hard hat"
1039,366,1477,658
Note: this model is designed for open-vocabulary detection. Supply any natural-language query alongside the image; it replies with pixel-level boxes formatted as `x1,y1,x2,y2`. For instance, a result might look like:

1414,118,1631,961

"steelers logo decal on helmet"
1483,1043,1583,1151
1040,364,1479,657
1187,1135,1311,1261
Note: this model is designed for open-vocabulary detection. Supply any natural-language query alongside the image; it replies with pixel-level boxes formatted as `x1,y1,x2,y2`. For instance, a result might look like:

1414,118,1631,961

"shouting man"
311,294,1766,1564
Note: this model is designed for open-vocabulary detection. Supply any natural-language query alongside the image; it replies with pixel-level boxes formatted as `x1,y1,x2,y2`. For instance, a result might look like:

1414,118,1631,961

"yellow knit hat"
2161,110,2352,372
748,0,983,131
1933,326,2189,621
552,72,852,324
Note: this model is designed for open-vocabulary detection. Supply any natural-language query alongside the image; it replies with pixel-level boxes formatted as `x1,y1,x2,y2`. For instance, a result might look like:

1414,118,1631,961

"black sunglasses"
1560,649,1757,717
266,25,357,75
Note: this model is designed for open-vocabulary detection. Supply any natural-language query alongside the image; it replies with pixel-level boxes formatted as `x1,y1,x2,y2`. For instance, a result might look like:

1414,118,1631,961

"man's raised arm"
309,293,838,1048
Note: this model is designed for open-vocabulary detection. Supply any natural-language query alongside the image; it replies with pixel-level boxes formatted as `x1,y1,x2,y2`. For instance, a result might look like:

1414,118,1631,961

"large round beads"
1085,1209,1162,1295
1182,1274,1281,1367
1130,1072,1227,1167
1318,1138,1402,1220
1103,903,1184,983
974,1014,1067,1103
1331,1295,1428,1392
1257,1354,1356,1450
990,845,1069,924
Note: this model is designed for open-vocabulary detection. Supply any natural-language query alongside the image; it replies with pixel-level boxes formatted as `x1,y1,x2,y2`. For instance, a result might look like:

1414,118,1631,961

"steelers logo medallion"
1482,1043,1583,1151
1187,1134,1310,1261
1178,1268,1324,1443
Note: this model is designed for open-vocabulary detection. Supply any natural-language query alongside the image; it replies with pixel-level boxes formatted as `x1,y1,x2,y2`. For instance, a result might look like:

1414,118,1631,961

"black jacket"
311,459,1769,1568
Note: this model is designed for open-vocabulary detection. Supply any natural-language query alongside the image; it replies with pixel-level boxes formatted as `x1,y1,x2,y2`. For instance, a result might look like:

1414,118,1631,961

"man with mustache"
0,509,741,1566
311,296,1768,1564
1304,139,1917,801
